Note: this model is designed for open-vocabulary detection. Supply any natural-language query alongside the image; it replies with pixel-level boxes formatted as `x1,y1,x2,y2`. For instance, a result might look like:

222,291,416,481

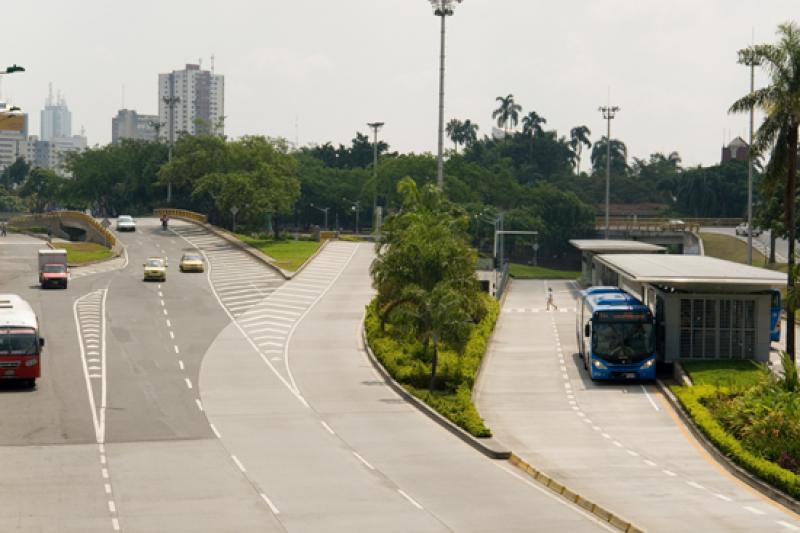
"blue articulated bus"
577,287,657,381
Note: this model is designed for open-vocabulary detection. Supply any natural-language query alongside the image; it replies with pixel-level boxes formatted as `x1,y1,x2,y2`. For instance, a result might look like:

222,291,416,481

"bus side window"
584,321,591,337
772,291,781,309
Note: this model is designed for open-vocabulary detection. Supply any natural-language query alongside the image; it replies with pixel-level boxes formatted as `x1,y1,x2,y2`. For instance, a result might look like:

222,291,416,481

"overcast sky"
2,1,797,167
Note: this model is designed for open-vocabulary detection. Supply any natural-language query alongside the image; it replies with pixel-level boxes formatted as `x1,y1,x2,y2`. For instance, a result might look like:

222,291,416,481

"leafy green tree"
730,22,800,359
371,178,482,390
492,94,522,133
461,119,479,148
568,126,592,175
19,168,66,213
521,111,547,137
1,157,30,190
446,118,464,153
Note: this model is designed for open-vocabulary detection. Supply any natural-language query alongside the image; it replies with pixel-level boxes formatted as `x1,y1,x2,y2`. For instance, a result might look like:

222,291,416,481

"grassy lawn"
681,360,766,389
59,242,114,265
509,263,580,280
700,232,787,272
238,235,321,271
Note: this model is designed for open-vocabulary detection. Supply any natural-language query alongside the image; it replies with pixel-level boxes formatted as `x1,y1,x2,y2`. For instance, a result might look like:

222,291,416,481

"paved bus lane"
475,279,800,533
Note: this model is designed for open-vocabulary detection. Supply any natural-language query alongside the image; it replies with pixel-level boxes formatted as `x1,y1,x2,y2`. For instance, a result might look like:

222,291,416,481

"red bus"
0,295,44,388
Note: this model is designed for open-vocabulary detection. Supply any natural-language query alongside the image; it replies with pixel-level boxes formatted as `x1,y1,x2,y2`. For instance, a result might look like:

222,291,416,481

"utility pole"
367,121,384,214
163,95,181,204
599,105,620,239
746,55,757,265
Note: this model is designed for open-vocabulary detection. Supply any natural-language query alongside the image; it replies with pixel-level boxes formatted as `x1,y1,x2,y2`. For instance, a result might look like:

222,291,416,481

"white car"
116,215,136,232
735,222,762,237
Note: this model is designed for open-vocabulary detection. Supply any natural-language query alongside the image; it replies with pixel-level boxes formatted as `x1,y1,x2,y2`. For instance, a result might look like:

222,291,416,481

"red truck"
38,249,69,289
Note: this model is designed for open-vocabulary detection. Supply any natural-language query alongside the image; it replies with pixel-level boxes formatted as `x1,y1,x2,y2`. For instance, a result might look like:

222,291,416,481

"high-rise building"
158,63,224,143
40,84,72,141
0,101,29,172
112,109,159,144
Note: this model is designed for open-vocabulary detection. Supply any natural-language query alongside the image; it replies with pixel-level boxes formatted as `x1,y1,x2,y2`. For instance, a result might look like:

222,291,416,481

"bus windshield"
592,322,654,362
0,328,39,355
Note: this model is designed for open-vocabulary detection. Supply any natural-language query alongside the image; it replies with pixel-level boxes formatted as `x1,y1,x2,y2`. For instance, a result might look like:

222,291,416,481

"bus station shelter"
592,254,785,363
569,239,666,286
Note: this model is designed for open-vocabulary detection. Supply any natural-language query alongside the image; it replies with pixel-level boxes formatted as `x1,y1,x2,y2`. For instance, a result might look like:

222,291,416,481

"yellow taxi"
179,253,204,273
143,257,167,281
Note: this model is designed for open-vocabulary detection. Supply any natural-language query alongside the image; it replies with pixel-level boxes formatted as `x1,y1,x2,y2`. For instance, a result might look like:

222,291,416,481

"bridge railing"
596,219,701,233
154,208,208,224
9,210,117,248
596,217,742,231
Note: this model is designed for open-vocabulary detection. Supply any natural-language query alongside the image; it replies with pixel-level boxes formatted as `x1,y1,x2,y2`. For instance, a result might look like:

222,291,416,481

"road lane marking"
626,450,639,457
663,469,677,477
195,399,204,411
112,518,120,531
174,345,180,354
160,299,165,306
163,309,168,315
102,468,109,479
320,421,335,435
169,330,175,339
644,459,657,467
178,360,185,370
260,493,280,514
209,423,221,439
714,493,732,502
166,319,171,327
353,452,375,470
640,384,660,411
231,455,246,473
108,501,116,513
613,441,623,448
777,520,800,531
104,483,112,494
601,433,611,439
397,489,424,510
185,378,193,389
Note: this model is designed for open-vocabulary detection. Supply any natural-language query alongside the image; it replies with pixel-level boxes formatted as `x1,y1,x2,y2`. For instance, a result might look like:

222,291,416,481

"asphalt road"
0,219,610,532
701,226,789,263
475,279,800,532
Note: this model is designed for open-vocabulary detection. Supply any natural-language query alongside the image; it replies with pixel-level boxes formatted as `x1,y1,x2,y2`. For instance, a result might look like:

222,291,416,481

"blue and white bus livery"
577,287,657,381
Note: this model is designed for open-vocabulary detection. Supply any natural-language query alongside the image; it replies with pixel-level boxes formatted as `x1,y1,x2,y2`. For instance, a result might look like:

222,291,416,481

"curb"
508,454,644,533
360,324,511,460
168,216,329,280
657,379,800,515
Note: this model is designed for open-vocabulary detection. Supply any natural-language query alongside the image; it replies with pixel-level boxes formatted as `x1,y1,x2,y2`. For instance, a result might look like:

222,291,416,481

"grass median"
237,235,321,272
59,242,114,265
509,263,580,280
365,295,499,438
671,360,800,499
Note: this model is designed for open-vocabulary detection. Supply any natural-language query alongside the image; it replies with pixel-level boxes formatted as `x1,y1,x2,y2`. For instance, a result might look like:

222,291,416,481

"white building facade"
112,109,158,144
158,64,224,142
40,85,72,141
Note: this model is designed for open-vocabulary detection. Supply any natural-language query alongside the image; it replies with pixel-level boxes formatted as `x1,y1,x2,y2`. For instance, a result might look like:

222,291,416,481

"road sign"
533,243,539,251
100,218,111,228
230,206,239,216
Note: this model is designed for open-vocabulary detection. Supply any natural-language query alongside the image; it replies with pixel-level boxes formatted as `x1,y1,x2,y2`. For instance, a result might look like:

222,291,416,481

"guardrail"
154,208,208,224
9,210,117,248
596,220,701,234
596,217,742,229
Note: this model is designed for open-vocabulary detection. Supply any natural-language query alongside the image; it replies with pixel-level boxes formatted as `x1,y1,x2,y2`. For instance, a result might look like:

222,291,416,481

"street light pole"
747,57,756,265
310,204,330,230
599,105,620,240
163,95,181,204
367,121,384,213
429,0,462,189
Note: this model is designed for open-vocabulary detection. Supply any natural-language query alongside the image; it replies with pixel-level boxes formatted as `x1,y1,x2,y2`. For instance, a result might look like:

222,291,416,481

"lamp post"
598,105,620,239
310,203,330,230
367,121,384,214
163,95,181,204
1,64,25,75
429,0,462,189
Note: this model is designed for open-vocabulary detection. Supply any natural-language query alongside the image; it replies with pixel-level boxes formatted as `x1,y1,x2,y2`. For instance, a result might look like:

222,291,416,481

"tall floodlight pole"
367,121,384,213
163,95,181,204
738,49,759,265
429,0,462,189
599,105,620,239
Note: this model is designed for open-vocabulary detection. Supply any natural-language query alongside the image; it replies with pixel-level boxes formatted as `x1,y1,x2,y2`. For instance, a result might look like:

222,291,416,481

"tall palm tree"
730,22,800,361
521,111,547,137
446,118,463,153
492,94,522,133
461,120,479,148
568,125,592,175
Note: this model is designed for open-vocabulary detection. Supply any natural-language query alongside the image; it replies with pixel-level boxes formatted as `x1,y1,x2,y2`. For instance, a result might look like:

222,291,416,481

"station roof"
569,239,666,253
595,254,785,291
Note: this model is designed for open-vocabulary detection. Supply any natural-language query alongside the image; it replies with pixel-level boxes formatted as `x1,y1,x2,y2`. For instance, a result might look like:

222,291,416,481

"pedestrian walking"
0,222,6,237
546,287,558,311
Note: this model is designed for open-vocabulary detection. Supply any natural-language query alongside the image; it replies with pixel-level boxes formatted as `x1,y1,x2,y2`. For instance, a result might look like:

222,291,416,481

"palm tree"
461,120,479,148
729,22,800,361
446,118,464,153
521,111,547,137
492,94,522,133
568,125,592,175
590,136,628,176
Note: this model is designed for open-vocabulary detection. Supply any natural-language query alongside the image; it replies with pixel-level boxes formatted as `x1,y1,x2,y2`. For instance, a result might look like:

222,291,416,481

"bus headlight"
25,358,38,367
640,359,655,370
592,360,608,370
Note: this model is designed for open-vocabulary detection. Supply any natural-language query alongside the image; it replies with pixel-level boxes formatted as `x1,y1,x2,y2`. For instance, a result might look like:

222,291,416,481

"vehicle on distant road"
735,222,762,237
179,253,204,273
577,287,657,381
116,215,136,232
38,249,68,289
0,294,45,388
143,257,167,281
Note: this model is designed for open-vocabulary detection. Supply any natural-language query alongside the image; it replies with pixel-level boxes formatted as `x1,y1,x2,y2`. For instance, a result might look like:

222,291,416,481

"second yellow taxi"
179,253,204,273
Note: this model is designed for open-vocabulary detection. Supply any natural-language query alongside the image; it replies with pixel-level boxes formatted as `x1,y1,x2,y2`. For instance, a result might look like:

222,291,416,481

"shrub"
365,295,499,437
673,384,800,498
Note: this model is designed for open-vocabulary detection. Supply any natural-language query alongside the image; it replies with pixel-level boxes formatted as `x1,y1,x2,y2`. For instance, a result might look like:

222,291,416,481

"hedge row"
672,384,800,499
365,295,499,438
